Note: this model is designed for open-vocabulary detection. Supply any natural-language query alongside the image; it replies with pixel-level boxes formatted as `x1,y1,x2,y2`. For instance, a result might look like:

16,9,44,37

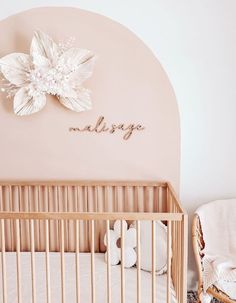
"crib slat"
16,219,22,303
177,221,180,302
167,221,172,303
37,186,43,251
34,186,40,251
106,220,111,303
1,219,7,303
60,220,65,303
173,220,177,297
9,186,14,251
91,220,96,303
154,186,159,212
121,220,125,303
152,221,156,303
75,220,80,303
175,219,178,301
136,220,141,303
180,220,182,303
179,220,182,302
30,220,36,303
45,220,51,303
24,186,30,251
183,217,188,303
177,220,180,302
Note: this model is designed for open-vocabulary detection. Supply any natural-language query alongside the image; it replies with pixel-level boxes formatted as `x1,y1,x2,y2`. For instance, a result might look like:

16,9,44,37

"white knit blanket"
196,199,236,301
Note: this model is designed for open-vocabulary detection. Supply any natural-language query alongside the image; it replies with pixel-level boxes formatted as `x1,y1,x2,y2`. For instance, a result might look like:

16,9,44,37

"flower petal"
32,53,51,68
60,48,96,84
124,247,137,268
14,87,46,116
30,30,59,65
104,230,118,247
105,249,120,266
125,228,136,248
58,88,92,112
60,47,94,69
59,86,77,99
113,220,128,237
0,53,31,86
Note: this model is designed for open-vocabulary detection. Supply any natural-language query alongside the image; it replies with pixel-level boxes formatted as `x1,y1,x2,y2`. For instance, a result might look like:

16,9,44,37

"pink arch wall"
0,7,180,191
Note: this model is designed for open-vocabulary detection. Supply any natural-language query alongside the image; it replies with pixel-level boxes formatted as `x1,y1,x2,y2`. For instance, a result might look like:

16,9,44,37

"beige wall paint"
1,1,236,290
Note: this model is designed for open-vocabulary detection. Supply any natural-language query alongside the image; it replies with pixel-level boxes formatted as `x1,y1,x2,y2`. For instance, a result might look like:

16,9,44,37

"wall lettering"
69,116,145,140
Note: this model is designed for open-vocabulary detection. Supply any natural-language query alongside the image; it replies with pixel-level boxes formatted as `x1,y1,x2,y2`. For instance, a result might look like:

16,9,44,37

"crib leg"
198,285,203,303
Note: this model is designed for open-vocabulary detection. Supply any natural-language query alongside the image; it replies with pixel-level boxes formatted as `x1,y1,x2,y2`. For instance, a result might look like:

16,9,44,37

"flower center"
29,66,70,96
116,238,121,248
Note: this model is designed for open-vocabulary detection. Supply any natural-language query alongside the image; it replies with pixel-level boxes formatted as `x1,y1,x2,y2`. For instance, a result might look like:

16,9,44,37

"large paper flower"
0,30,96,115
104,220,137,268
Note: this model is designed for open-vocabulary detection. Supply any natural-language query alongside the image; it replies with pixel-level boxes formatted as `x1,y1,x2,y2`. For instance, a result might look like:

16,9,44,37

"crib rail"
0,181,187,303
0,212,182,221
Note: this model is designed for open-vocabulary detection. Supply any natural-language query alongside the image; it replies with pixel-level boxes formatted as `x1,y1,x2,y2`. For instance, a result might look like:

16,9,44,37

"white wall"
1,0,236,290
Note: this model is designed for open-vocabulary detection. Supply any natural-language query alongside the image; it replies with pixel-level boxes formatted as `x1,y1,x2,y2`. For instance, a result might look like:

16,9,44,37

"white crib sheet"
0,253,177,303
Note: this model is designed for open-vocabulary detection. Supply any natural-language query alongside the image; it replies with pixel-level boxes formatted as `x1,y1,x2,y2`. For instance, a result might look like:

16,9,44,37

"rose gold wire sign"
0,181,187,303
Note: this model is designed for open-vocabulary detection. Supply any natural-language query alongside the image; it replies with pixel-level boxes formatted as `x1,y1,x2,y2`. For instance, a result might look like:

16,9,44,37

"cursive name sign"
69,116,145,140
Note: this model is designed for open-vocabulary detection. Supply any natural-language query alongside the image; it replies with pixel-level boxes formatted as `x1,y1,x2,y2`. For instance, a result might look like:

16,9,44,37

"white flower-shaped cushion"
104,220,136,268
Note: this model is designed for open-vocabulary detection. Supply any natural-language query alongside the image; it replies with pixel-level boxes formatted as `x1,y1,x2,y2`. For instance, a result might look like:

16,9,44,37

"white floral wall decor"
0,30,96,116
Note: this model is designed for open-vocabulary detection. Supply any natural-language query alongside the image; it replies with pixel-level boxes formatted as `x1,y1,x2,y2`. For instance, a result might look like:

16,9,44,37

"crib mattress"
0,252,177,303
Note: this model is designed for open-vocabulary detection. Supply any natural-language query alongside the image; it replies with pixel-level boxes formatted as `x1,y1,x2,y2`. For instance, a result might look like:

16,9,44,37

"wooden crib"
0,181,187,303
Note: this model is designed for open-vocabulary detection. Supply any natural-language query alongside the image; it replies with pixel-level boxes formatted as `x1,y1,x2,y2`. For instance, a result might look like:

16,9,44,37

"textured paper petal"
125,228,137,248
32,53,51,68
59,86,77,99
60,47,95,70
68,57,96,86
30,30,59,65
60,48,96,84
0,53,31,86
14,87,46,116
113,220,128,237
58,88,92,112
